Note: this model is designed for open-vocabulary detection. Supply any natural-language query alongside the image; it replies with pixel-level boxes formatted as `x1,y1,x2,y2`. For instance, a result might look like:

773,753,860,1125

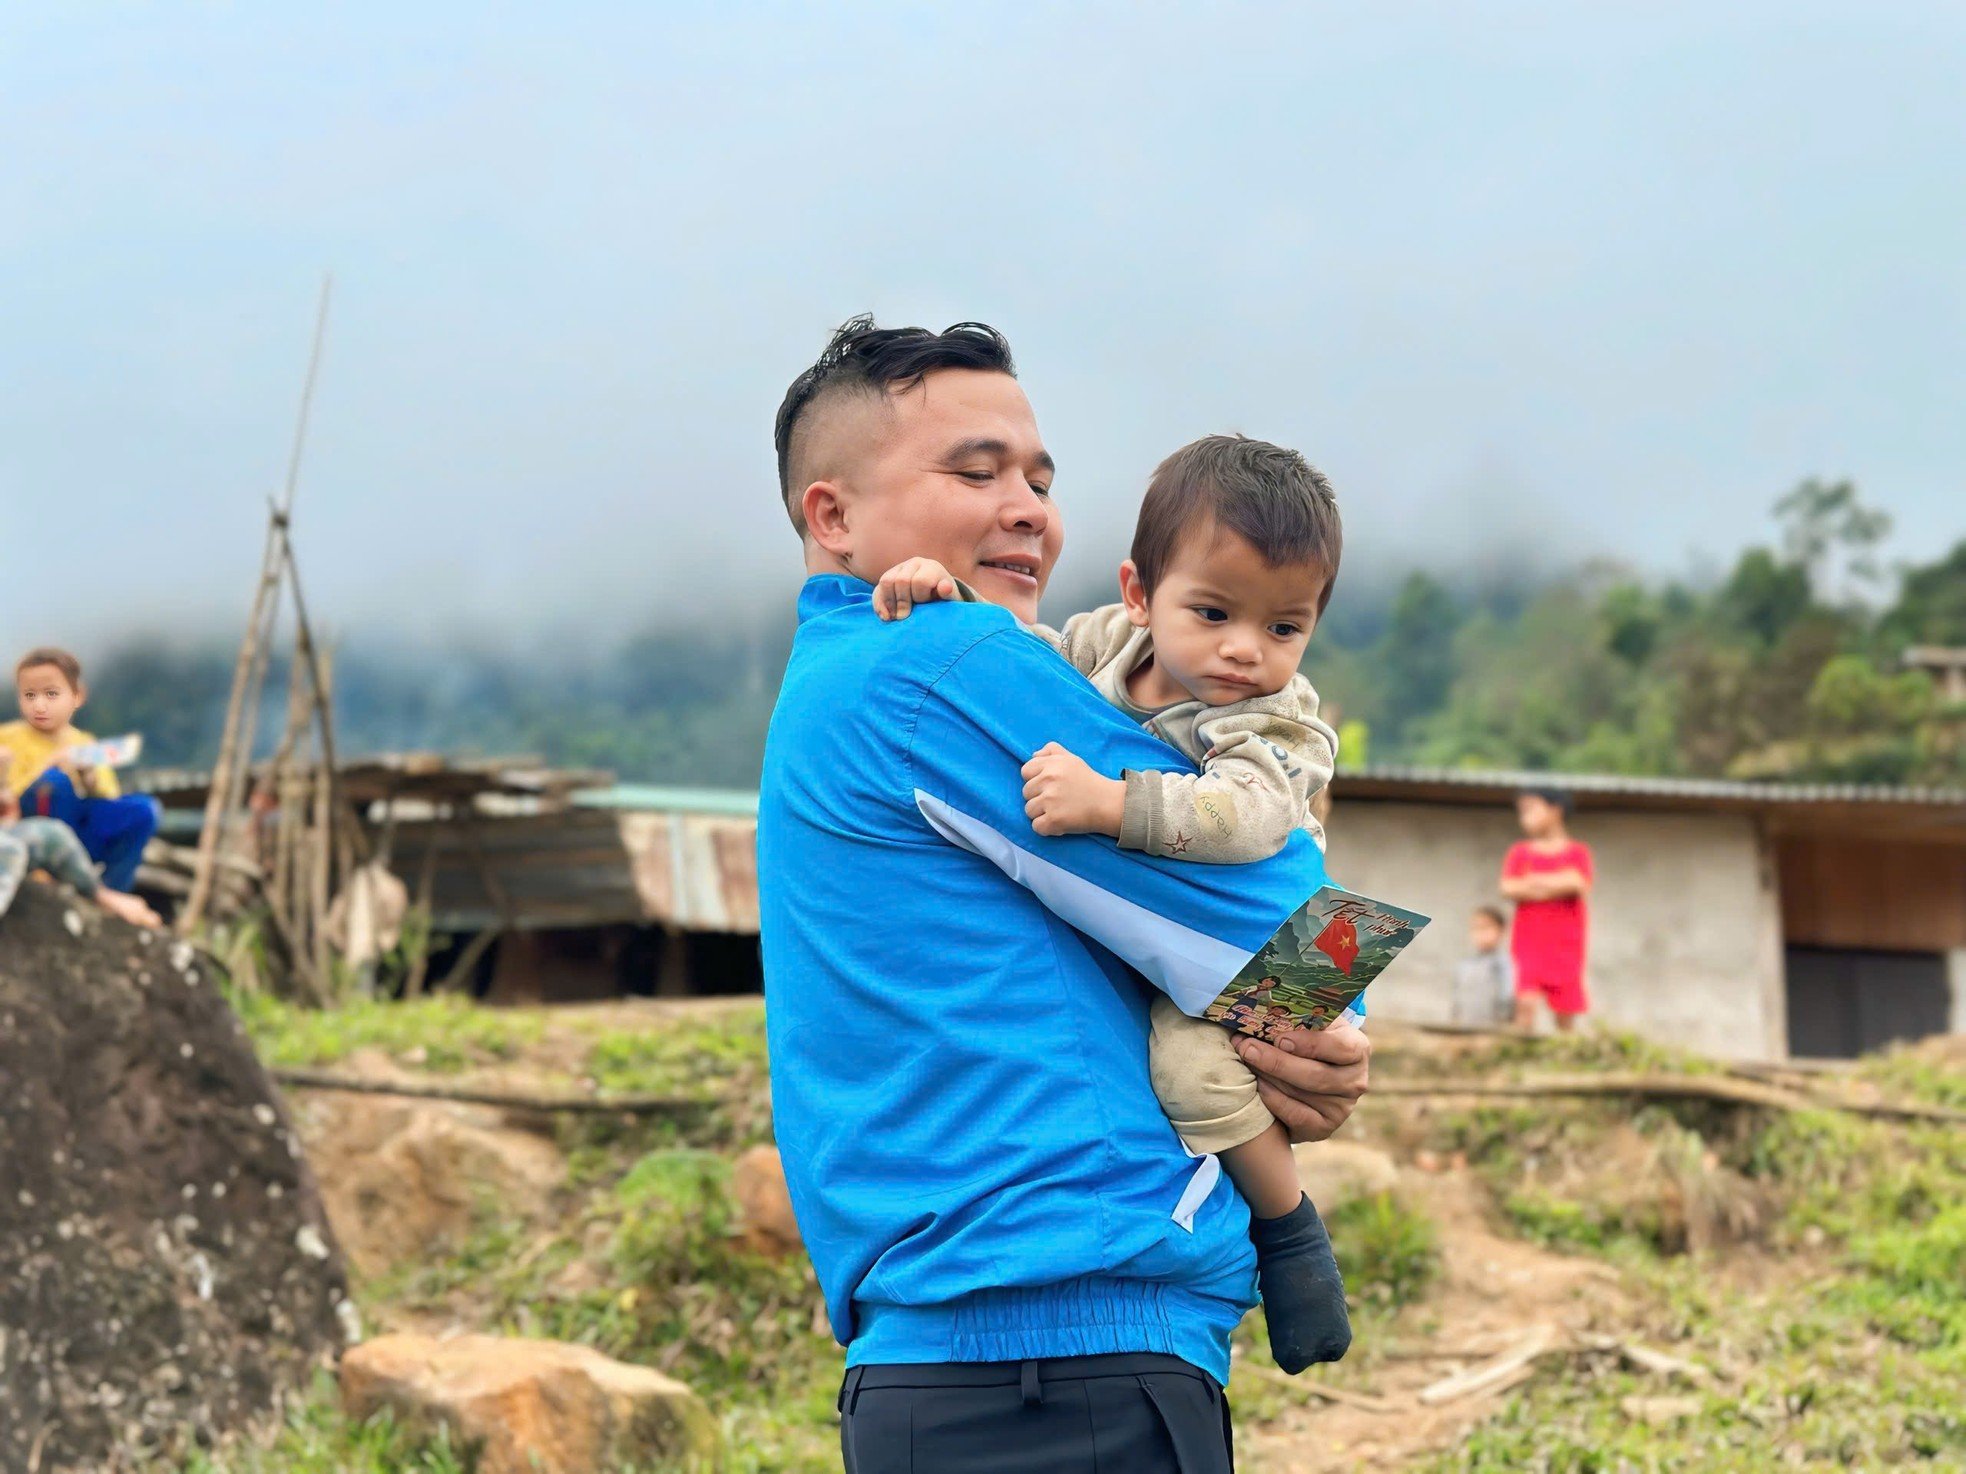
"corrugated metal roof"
615,810,760,932
1334,764,1966,808
581,769,1966,815
387,809,647,934
572,785,760,818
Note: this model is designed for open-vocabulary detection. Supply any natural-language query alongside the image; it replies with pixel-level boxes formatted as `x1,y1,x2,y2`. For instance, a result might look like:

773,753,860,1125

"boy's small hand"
875,558,958,621
1020,742,1126,838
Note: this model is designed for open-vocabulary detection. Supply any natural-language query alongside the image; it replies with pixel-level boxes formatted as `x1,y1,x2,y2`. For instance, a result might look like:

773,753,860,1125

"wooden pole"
403,822,443,998
309,650,335,995
269,1067,705,1117
182,275,333,932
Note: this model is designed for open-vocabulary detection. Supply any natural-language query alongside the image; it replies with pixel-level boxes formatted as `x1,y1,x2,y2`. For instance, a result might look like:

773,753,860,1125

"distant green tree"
1370,573,1461,751
1715,548,1813,647
1882,538,1966,647
1599,582,1663,665
1774,477,1893,603
1807,656,1936,735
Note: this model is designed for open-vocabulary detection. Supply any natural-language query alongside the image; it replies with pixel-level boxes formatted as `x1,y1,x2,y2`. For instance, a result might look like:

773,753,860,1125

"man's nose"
999,479,1051,533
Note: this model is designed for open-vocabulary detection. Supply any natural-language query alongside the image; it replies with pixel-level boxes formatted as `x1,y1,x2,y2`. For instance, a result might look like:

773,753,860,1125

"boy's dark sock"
1250,1193,1351,1373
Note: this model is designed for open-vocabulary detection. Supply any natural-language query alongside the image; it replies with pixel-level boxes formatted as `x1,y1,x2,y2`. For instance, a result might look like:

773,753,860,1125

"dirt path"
1242,1168,1638,1472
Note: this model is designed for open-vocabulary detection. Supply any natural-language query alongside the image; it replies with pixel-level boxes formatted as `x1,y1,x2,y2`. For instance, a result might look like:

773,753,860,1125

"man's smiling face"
804,368,1062,623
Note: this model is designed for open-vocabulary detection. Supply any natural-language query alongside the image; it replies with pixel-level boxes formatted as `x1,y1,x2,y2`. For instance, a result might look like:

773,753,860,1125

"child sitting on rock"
1,647,161,894
875,433,1352,1373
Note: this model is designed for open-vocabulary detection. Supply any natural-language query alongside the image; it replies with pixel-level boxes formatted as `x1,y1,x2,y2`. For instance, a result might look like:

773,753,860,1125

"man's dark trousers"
839,1353,1233,1473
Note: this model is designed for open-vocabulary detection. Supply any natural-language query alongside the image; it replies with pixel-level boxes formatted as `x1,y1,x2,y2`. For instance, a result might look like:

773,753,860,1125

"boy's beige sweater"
1038,604,1337,862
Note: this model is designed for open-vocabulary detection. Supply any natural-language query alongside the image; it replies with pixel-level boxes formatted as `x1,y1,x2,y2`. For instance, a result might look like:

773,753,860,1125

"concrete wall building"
1328,768,1966,1061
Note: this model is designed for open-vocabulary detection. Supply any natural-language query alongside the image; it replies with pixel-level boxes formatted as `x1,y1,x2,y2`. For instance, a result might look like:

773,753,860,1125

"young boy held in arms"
1,648,162,897
877,434,1351,1373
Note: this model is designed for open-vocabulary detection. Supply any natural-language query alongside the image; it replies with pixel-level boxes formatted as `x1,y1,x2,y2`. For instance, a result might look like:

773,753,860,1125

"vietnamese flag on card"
1313,913,1360,974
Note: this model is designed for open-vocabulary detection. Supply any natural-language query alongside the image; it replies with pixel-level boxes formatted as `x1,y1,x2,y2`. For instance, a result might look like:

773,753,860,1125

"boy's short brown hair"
1474,904,1507,929
16,647,83,689
1131,434,1342,610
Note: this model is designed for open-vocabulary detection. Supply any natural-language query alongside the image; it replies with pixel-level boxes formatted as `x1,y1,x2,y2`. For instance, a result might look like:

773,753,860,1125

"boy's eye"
1194,607,1227,623
1270,623,1301,638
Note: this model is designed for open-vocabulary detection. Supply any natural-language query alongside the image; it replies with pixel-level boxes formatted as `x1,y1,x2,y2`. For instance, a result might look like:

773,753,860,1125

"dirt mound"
0,885,352,1472
296,1059,567,1278
1892,1031,1966,1071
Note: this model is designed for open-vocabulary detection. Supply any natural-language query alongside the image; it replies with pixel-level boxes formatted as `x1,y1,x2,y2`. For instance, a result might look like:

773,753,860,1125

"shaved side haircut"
773,315,1017,534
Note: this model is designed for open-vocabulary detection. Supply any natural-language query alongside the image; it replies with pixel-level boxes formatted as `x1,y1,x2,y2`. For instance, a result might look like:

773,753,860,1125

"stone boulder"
0,885,352,1473
1292,1140,1400,1210
340,1333,722,1473
731,1144,802,1256
296,1073,565,1278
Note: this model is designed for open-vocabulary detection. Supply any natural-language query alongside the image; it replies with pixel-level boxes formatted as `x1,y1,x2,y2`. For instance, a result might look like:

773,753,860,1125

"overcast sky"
3,3,1962,649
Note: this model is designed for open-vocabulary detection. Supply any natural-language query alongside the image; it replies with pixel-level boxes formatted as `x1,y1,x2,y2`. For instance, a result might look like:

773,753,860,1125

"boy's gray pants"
0,818,100,920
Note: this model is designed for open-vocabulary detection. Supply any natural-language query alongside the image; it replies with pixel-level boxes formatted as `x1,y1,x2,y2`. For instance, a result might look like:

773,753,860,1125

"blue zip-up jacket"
758,575,1333,1384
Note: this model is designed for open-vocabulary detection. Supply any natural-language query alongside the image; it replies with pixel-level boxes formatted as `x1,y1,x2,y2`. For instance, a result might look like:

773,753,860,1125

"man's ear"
1117,560,1151,628
801,480,852,561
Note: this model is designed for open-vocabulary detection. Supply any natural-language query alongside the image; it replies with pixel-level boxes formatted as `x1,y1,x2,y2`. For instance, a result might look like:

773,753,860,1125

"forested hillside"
85,481,1966,790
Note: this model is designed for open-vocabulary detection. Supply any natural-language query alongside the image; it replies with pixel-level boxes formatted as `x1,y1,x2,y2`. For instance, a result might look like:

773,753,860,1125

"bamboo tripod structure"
181,277,359,1001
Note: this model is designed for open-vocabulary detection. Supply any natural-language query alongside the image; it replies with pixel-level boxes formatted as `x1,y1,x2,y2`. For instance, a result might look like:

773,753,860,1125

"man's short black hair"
773,314,1017,532
1521,785,1573,816
1130,435,1342,612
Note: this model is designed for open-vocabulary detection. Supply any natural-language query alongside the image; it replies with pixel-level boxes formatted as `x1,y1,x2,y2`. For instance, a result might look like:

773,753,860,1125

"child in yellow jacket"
0,647,160,892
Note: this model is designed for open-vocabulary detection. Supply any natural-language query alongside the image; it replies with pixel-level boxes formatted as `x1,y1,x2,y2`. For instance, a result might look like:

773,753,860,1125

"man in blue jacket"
760,316,1371,1473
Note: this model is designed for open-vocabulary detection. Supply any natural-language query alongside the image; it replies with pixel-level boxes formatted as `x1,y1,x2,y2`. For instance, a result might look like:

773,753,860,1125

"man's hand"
1233,1017,1370,1143
875,557,958,621
1021,742,1127,838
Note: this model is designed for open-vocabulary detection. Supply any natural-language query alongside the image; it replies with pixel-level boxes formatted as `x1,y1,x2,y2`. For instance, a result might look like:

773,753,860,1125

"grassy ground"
1413,1059,1966,1470
178,993,1964,1472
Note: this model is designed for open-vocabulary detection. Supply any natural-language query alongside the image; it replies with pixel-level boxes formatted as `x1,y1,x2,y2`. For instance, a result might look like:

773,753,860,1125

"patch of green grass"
570,1006,775,1154
1420,1085,1966,1470
165,1371,476,1473
1856,1045,1966,1110
582,1007,770,1097
1502,1186,1617,1254
1330,1190,1439,1307
228,985,547,1073
1471,1027,1717,1078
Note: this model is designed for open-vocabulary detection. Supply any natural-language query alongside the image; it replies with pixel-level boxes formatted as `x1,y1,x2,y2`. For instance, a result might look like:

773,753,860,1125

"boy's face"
1516,794,1562,839
1120,520,1325,708
1470,912,1504,951
17,664,83,733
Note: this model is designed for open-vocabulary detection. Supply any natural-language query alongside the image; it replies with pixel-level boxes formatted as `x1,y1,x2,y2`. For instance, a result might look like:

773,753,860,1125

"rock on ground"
340,1333,722,1474
1293,1140,1400,1210
731,1144,802,1255
295,1059,565,1278
0,885,351,1473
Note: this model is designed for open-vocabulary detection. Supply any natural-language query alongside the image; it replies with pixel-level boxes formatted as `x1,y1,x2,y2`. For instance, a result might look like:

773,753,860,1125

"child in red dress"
1500,787,1593,1033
